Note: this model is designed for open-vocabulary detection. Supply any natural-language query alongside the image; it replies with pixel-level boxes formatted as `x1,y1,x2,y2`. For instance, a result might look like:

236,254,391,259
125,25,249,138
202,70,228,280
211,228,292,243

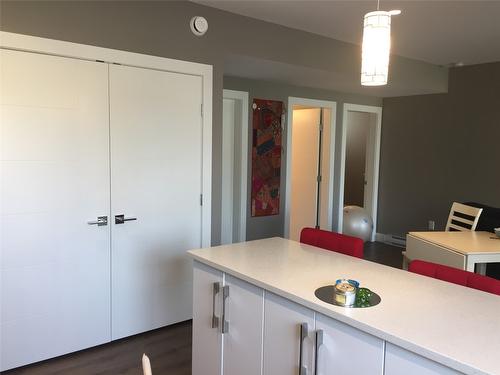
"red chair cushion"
409,260,500,296
299,227,364,259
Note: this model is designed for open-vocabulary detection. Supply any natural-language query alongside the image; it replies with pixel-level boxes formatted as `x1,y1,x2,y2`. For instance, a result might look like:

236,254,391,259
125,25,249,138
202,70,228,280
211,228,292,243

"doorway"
285,97,337,241
339,104,382,241
221,90,249,244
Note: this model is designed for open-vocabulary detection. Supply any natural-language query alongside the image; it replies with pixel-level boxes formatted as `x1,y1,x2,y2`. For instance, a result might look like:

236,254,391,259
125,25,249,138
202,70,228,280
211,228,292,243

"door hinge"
319,123,324,132
317,175,322,182
200,194,203,206
201,103,203,117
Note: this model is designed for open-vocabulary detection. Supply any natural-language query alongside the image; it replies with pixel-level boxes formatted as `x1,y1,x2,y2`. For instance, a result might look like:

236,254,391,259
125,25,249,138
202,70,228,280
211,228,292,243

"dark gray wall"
224,76,381,240
378,62,500,236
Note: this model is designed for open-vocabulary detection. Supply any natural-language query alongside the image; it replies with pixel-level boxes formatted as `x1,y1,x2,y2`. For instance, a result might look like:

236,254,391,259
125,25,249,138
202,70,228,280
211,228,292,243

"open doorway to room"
285,97,337,241
339,104,382,242
221,90,249,244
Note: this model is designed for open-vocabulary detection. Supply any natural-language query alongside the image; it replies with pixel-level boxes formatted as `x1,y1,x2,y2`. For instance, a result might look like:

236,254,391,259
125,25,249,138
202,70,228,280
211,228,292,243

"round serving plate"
314,285,381,308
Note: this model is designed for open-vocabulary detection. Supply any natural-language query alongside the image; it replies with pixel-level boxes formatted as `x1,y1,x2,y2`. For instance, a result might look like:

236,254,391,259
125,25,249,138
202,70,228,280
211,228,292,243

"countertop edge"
188,251,488,375
408,231,500,256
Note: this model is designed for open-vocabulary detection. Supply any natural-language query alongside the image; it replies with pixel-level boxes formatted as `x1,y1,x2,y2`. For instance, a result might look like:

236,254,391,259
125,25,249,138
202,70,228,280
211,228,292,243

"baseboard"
376,233,407,248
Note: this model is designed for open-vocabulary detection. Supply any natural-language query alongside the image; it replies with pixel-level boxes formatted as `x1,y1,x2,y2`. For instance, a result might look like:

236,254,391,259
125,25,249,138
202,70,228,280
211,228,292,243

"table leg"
476,263,487,276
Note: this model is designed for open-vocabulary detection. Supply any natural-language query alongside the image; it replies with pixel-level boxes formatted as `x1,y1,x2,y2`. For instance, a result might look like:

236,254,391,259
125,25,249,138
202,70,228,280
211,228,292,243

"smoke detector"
190,16,208,36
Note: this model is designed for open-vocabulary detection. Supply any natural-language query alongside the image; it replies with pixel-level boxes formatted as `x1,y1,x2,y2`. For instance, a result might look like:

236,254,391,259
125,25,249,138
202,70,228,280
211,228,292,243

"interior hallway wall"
378,62,500,237
224,76,381,240
0,0,443,244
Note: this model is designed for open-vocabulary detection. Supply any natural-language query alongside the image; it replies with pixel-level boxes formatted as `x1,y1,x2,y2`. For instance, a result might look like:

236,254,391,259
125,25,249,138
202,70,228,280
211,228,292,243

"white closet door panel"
110,64,203,339
0,50,110,371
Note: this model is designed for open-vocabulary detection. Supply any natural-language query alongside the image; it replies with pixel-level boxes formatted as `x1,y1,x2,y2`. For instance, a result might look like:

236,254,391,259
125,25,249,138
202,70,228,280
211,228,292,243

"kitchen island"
188,237,500,375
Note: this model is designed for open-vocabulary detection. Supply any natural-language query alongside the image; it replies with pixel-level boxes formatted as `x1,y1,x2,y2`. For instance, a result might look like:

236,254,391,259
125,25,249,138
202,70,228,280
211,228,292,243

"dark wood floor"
364,241,403,269
1,321,192,375
2,242,402,375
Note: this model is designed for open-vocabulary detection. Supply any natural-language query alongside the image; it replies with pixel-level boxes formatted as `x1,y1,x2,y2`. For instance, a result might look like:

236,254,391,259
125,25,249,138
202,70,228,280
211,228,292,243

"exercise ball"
343,205,373,242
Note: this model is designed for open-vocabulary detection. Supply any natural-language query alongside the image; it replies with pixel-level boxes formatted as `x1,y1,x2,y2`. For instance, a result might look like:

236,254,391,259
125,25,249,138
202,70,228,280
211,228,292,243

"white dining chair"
142,353,152,375
402,202,483,269
445,202,483,231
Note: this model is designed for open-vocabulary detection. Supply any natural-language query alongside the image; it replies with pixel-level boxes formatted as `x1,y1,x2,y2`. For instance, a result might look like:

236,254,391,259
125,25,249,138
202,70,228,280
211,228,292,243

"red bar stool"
409,259,500,296
299,227,364,259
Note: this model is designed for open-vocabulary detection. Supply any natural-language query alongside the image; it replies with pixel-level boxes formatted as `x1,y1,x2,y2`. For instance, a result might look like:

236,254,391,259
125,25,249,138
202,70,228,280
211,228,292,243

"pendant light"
361,0,401,86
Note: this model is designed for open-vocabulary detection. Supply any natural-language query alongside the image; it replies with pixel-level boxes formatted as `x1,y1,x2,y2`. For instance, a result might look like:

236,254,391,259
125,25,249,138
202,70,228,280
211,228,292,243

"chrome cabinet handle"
221,285,229,334
314,330,324,375
115,214,137,224
211,282,221,329
299,322,309,375
87,216,108,226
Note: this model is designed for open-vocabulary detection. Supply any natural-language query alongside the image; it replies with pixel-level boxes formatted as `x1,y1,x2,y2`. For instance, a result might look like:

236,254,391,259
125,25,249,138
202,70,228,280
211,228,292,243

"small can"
334,280,357,307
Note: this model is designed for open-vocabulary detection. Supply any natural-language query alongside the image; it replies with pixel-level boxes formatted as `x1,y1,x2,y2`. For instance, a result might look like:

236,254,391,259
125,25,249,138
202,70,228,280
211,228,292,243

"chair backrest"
409,260,500,296
142,353,152,375
299,227,364,258
445,202,483,232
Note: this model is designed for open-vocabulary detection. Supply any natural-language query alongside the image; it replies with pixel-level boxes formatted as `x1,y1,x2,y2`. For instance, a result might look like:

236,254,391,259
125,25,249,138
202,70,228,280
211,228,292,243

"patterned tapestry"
251,99,283,217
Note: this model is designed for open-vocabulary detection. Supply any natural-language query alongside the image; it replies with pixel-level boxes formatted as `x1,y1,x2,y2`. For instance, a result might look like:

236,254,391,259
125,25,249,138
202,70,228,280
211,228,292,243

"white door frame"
222,89,249,243
339,103,382,242
0,31,213,247
284,97,337,239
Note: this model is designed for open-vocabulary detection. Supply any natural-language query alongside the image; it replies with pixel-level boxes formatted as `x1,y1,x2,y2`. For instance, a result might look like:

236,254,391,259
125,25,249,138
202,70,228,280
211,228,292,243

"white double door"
1,49,203,370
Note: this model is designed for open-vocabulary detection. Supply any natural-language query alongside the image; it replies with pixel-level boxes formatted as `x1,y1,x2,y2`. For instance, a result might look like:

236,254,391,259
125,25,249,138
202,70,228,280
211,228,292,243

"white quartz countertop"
188,237,500,375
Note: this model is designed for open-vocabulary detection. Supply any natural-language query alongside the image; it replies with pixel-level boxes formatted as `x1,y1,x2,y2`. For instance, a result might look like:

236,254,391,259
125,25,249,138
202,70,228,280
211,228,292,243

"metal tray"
314,285,381,308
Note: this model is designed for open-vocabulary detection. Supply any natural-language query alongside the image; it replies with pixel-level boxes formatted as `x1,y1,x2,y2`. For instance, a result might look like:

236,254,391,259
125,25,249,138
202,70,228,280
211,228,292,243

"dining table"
406,231,500,274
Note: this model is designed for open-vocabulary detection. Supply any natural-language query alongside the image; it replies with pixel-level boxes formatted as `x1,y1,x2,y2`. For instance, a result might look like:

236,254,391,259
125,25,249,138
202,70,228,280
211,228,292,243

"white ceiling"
195,0,500,66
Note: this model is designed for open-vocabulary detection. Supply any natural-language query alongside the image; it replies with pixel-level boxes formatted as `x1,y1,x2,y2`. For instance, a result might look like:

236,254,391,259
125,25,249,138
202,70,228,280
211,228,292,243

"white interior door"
289,108,321,241
221,98,235,244
109,64,203,339
289,107,333,241
0,50,110,370
221,90,248,245
319,109,332,230
363,114,376,212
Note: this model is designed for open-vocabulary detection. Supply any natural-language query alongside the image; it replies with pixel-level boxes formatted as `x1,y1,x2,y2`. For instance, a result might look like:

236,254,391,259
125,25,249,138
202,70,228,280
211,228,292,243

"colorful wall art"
251,98,283,217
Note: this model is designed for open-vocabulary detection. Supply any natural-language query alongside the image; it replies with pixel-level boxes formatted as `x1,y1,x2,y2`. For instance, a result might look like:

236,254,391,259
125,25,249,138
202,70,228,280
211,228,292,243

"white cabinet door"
0,50,110,371
109,64,203,339
315,313,384,375
192,261,223,375
263,292,315,375
223,275,264,375
385,343,462,375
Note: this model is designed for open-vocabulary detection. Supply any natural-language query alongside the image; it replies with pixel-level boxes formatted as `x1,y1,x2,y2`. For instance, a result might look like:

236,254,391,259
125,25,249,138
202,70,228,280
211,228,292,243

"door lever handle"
87,216,108,226
115,214,137,224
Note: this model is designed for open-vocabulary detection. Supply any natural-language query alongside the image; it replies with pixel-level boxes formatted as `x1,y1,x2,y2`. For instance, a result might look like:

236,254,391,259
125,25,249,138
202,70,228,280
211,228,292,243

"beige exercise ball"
343,205,373,242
